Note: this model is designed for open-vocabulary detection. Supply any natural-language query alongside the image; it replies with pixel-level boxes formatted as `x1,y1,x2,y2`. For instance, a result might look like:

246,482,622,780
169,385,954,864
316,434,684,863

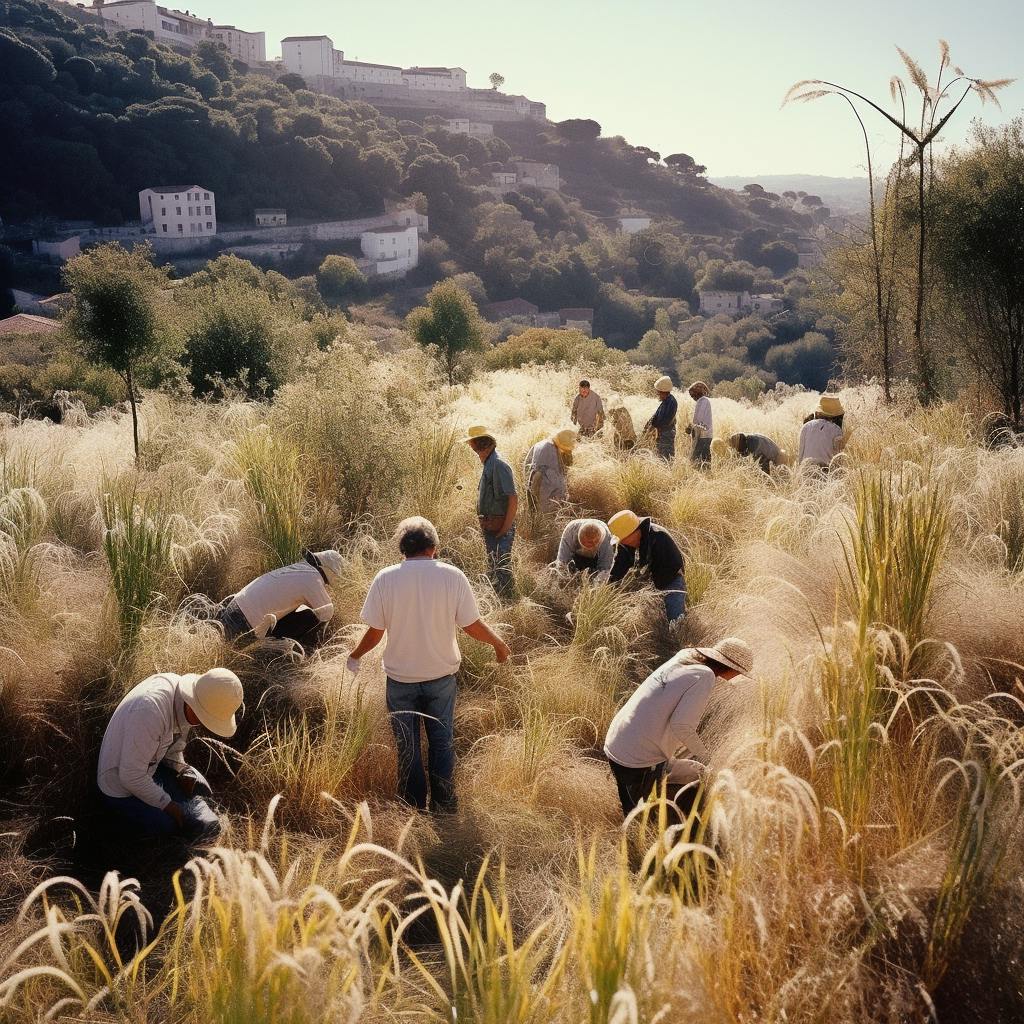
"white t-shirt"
798,419,843,466
360,558,481,683
234,562,333,630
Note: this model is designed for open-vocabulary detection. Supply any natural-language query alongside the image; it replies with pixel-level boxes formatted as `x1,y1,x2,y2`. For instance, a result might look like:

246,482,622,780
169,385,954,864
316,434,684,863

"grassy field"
0,347,1022,1022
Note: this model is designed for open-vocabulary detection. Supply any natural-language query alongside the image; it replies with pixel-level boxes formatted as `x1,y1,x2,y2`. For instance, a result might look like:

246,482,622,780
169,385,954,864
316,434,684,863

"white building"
32,236,81,262
210,24,266,63
445,119,493,137
341,59,402,85
749,294,784,315
93,0,208,49
491,170,518,187
698,290,751,315
513,160,560,191
281,35,339,79
139,185,216,238
255,208,287,226
359,224,419,276
619,216,651,235
403,66,467,90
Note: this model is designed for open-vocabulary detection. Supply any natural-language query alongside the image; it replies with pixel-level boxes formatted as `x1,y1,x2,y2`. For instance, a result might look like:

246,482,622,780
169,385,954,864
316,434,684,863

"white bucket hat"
314,549,343,586
695,637,753,677
179,668,244,738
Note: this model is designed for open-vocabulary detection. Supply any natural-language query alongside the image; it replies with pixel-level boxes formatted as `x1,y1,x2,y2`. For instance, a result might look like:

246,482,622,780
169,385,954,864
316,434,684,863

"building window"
204,192,210,200
161,207,166,215
162,224,167,232
177,224,183,233
206,222,212,229
205,206,212,215
174,195,179,200
176,207,181,215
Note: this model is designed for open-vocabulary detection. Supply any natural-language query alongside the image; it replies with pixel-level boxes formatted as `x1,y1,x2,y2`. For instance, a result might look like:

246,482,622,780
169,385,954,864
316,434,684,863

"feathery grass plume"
101,478,177,654
400,420,463,528
845,464,949,680
0,487,48,610
231,426,307,570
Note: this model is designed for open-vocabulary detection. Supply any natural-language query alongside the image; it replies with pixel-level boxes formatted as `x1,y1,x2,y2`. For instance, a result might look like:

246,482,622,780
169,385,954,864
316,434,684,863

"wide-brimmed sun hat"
180,668,244,738
314,549,343,586
553,428,577,452
608,509,642,541
815,395,844,418
463,425,496,446
695,637,754,677
654,375,673,393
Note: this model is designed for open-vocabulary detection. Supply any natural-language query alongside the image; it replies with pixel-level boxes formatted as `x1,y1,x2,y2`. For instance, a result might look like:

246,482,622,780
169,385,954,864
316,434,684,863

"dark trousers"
101,764,221,842
216,599,252,640
386,674,457,811
608,757,666,818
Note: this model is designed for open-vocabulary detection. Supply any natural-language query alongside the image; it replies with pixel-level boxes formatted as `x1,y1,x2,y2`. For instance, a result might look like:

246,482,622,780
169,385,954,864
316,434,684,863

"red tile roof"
0,314,61,336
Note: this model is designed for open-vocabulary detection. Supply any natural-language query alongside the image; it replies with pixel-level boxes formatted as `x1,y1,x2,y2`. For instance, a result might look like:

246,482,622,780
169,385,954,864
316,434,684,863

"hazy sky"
202,0,1020,177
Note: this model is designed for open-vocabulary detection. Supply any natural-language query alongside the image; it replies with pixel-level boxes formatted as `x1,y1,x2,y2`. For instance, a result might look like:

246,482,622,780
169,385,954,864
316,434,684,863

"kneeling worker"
217,549,343,644
608,509,687,624
727,432,785,474
603,638,753,817
556,518,614,577
97,668,244,841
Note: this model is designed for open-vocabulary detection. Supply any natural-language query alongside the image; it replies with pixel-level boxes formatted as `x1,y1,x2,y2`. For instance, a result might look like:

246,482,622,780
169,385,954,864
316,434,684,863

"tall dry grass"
0,362,1022,1022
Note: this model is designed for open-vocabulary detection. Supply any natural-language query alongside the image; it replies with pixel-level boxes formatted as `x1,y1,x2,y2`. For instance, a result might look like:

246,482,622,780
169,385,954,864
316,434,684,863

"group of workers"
96,374,845,843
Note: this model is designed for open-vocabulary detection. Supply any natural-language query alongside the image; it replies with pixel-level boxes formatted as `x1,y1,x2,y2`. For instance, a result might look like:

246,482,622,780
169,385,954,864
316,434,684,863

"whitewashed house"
619,216,651,234
749,294,784,315
698,290,751,315
359,224,419,276
444,119,493,137
255,208,287,226
139,185,216,238
210,24,266,63
513,160,559,191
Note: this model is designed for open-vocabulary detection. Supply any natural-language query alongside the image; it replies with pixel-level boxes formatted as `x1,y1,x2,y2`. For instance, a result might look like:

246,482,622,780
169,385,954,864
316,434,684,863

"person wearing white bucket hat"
216,549,343,647
524,428,576,517
603,638,753,818
97,668,244,841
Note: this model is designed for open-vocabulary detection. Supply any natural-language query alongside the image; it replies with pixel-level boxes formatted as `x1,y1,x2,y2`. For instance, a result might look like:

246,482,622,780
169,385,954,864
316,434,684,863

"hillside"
711,174,871,213
0,361,1022,1020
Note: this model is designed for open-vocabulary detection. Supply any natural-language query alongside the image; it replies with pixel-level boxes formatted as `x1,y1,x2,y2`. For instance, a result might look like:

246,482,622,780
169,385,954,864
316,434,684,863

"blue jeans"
656,429,676,460
216,599,252,641
660,575,687,623
386,674,457,811
101,764,221,842
691,436,712,467
484,527,515,597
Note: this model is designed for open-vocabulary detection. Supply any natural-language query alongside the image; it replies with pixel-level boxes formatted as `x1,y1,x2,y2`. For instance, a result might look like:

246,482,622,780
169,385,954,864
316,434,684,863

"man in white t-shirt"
347,517,510,811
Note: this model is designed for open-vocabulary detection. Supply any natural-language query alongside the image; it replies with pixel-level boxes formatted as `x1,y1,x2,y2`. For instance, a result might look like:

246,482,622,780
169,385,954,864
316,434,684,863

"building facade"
32,236,81,262
255,209,287,226
698,290,751,315
281,35,338,78
139,185,217,238
359,224,419,276
403,67,467,90
513,161,560,191
445,119,494,137
619,216,651,234
210,24,266,63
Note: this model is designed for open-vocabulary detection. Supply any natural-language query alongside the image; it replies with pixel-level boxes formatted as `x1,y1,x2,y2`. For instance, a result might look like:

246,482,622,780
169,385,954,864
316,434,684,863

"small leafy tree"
316,254,366,305
63,242,166,462
406,280,487,385
489,72,505,91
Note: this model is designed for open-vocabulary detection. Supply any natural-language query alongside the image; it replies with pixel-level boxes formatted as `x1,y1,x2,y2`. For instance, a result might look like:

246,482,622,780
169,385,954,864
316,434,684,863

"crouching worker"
97,668,244,842
217,549,343,645
603,638,753,818
555,518,614,577
727,432,785,473
608,509,687,626
347,517,511,812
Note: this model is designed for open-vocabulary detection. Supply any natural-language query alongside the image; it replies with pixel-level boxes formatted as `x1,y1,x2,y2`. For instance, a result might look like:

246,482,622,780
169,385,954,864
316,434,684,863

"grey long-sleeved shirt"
97,674,193,808
555,519,614,573
604,657,716,768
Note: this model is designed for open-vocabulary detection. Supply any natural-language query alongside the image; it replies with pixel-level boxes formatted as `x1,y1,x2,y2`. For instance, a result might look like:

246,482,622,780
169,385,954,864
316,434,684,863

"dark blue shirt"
649,393,678,432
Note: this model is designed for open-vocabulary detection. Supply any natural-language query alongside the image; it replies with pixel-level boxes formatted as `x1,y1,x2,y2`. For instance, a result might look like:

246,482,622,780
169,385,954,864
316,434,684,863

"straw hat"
463,425,495,446
608,509,642,541
695,637,753,677
180,668,244,738
689,380,710,398
553,428,577,453
654,375,673,393
814,395,844,418
711,437,732,459
314,549,343,586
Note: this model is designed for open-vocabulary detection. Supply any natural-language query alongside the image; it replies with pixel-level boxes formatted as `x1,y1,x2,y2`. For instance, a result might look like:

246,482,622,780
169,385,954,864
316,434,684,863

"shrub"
485,328,627,370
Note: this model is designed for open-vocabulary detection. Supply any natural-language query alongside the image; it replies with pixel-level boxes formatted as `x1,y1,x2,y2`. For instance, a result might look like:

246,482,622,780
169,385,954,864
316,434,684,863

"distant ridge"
710,174,870,210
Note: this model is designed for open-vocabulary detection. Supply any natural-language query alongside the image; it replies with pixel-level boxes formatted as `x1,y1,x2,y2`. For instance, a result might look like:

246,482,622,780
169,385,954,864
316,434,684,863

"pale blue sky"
207,0,1021,176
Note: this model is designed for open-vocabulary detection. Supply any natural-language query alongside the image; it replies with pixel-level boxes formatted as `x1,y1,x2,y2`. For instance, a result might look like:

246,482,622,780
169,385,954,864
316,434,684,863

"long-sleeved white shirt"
692,396,712,438
524,440,568,513
604,658,716,768
798,419,843,466
97,674,193,808
234,562,333,631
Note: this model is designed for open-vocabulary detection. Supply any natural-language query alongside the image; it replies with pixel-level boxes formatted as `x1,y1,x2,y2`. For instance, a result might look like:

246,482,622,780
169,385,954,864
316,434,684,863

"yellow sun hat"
608,509,642,541
463,425,496,445
815,395,844,418
553,428,577,452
